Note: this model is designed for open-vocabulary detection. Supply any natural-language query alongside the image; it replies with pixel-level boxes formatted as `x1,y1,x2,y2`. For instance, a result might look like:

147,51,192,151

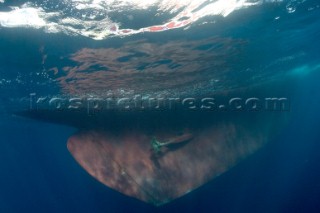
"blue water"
1,72,320,213
1,0,320,212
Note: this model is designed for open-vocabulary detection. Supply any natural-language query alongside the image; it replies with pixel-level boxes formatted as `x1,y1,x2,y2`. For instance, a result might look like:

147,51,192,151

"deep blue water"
1,71,320,213
1,0,320,212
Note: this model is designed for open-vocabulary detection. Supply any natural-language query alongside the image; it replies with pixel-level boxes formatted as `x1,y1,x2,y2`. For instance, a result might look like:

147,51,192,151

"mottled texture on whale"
66,110,285,205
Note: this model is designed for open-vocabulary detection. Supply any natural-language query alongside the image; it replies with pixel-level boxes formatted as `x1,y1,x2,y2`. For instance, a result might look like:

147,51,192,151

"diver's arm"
152,133,193,148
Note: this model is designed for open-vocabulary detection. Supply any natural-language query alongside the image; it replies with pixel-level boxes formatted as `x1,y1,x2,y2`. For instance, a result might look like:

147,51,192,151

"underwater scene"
0,0,320,212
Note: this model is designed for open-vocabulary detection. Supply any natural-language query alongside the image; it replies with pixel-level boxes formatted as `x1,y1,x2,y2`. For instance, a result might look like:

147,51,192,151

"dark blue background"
1,72,319,213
